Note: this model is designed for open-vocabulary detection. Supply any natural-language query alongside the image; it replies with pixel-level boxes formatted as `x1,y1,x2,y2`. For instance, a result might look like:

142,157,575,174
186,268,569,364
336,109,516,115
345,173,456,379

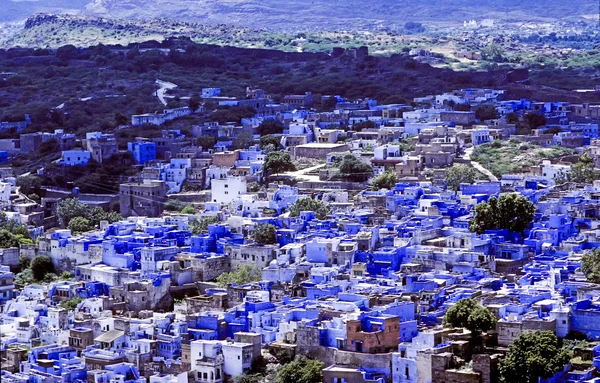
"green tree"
164,199,187,212
264,152,296,176
372,170,397,190
499,331,571,383
506,112,519,124
235,374,264,383
275,357,324,383
188,95,202,112
57,198,90,227
0,229,19,248
446,164,478,191
30,256,55,281
59,271,75,281
481,43,505,62
16,175,41,196
189,217,219,235
115,112,128,126
89,207,121,227
289,198,330,220
38,138,60,157
197,136,217,150
180,205,197,214
60,297,83,310
338,155,372,182
469,194,535,234
320,96,338,111
252,223,277,245
19,256,30,270
569,153,599,183
444,298,497,334
257,120,285,135
68,217,93,234
581,249,600,283
475,105,499,121
352,120,375,132
216,265,261,287
259,135,281,150
234,132,254,149
524,112,547,129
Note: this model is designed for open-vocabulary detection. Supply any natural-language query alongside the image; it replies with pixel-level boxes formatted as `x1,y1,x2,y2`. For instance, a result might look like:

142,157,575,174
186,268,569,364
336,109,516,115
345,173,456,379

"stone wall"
0,248,19,271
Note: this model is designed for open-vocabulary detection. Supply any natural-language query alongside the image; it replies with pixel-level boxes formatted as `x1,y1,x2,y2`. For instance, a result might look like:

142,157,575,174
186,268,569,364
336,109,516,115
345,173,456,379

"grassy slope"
471,139,576,177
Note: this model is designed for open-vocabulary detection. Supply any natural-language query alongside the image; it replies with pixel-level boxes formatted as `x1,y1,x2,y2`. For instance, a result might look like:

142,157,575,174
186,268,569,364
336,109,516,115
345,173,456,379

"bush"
252,224,277,245
372,170,397,190
275,357,324,383
444,298,497,334
338,155,372,182
216,265,261,287
180,205,197,214
31,256,55,281
164,199,187,212
68,217,93,234
289,198,330,220
60,297,83,310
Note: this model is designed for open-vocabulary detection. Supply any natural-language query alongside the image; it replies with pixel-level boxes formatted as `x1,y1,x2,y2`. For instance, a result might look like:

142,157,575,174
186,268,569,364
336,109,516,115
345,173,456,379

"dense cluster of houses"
2,86,600,383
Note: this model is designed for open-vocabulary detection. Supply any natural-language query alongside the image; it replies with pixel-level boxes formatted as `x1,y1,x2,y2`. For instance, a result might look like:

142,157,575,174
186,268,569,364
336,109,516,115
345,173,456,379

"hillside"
85,0,597,29
3,0,597,29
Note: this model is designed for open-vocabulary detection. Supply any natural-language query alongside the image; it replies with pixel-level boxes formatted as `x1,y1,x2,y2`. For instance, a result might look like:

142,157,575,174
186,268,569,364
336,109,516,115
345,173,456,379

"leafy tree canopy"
57,199,121,229
446,164,478,191
475,105,499,121
259,134,281,151
216,265,261,287
257,119,285,136
524,112,547,129
372,170,397,190
275,357,324,383
60,297,83,311
252,223,277,245
581,248,600,283
264,152,296,176
499,331,571,383
444,298,497,334
338,155,372,182
68,216,93,234
189,217,219,235
57,198,91,227
31,256,55,281
352,120,375,132
469,194,535,234
289,198,330,220
197,135,217,150
568,153,599,184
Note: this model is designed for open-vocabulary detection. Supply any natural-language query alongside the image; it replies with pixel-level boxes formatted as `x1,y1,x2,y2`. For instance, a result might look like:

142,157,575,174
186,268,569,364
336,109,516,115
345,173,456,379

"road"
283,163,326,182
155,80,178,106
463,147,498,182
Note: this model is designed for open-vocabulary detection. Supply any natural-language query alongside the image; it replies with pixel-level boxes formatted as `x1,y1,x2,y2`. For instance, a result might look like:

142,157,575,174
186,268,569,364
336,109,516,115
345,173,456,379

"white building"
211,177,247,205
541,160,571,184
374,144,402,160
190,339,253,381
0,181,11,202
471,126,492,146
205,166,230,189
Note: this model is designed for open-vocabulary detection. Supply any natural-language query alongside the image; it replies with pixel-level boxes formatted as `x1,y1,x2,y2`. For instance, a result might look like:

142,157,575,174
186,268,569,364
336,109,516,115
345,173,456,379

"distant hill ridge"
3,0,597,28
4,13,271,49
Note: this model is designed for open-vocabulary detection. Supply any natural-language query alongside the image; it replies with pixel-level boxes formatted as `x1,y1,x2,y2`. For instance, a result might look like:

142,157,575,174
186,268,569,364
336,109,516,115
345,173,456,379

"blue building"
128,141,157,163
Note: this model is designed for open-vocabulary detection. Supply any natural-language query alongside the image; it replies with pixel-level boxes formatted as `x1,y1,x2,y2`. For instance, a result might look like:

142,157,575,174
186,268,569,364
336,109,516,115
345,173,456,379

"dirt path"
155,80,178,106
283,163,326,182
463,147,499,182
